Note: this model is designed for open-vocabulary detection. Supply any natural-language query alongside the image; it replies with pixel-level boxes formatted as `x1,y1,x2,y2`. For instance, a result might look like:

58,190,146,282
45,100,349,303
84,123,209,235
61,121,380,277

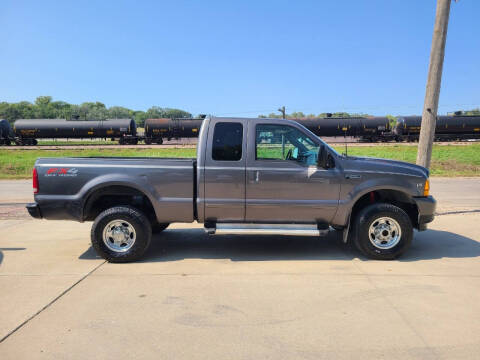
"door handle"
345,174,361,179
255,171,260,182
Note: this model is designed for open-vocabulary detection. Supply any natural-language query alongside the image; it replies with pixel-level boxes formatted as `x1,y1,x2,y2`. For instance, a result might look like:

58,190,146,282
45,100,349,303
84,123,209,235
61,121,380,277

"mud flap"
342,213,351,243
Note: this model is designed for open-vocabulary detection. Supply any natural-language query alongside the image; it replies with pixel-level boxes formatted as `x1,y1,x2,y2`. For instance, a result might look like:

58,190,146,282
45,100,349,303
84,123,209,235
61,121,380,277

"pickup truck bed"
34,157,197,223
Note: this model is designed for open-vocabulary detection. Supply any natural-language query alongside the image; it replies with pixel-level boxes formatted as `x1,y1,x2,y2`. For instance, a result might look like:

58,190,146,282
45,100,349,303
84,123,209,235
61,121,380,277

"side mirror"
292,147,298,159
317,145,328,168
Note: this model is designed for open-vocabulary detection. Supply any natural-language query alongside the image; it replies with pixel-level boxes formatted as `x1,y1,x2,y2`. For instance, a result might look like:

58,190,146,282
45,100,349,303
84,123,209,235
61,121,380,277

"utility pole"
416,0,452,168
278,106,286,119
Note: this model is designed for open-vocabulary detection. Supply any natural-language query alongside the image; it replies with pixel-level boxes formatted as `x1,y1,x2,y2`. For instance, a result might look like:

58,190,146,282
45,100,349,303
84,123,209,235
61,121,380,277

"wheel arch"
349,188,419,231
82,183,157,222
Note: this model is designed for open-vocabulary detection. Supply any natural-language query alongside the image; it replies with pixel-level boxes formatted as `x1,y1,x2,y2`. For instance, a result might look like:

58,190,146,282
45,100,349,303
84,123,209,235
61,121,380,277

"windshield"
292,121,339,156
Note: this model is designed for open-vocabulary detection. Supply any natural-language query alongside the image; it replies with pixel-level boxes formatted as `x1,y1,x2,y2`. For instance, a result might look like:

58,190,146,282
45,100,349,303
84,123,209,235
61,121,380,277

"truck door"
204,118,247,222
245,122,341,223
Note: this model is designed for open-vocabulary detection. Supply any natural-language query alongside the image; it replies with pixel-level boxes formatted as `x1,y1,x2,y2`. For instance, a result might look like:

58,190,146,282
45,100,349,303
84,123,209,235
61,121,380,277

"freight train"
292,115,480,142
1,115,479,145
154,114,479,142
0,117,203,145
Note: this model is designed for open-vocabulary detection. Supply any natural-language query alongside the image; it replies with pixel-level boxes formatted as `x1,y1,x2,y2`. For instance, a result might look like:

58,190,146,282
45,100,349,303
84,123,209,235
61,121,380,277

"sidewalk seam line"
351,259,439,358
0,260,106,344
435,209,480,216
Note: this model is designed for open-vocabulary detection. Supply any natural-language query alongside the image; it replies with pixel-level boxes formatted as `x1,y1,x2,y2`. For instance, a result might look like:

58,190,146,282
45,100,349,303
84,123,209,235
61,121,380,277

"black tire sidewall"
354,203,413,260
91,206,152,263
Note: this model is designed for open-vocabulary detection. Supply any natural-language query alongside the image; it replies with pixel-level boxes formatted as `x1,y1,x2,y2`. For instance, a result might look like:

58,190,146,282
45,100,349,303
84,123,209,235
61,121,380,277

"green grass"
256,144,296,160
333,144,480,176
0,144,478,179
0,148,196,179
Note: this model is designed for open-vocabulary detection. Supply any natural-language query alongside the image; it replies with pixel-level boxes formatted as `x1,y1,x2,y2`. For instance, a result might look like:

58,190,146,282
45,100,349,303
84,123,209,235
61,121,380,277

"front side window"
212,122,243,161
256,124,319,166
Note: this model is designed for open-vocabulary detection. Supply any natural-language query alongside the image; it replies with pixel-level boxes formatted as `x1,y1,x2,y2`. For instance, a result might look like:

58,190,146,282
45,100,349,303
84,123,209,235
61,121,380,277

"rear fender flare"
80,174,159,220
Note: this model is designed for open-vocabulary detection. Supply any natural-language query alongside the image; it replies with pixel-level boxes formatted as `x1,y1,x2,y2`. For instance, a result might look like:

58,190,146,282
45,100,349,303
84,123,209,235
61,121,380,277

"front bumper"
26,202,42,219
413,195,436,231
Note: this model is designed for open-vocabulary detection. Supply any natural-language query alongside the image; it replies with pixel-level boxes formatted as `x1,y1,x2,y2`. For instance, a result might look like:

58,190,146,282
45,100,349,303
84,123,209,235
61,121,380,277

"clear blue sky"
1,0,478,116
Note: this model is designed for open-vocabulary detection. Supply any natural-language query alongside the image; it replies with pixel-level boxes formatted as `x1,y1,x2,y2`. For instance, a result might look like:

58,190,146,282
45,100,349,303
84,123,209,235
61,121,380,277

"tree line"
452,109,480,116
2,97,477,127
0,96,192,127
258,111,372,119
259,109,480,119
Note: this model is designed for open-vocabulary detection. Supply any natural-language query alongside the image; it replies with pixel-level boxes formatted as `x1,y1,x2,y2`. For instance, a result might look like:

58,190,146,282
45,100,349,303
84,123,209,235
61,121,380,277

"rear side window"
212,122,243,161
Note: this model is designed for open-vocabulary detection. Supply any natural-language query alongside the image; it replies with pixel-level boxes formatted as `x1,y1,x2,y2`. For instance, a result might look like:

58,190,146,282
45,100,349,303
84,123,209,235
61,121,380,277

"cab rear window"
212,122,243,161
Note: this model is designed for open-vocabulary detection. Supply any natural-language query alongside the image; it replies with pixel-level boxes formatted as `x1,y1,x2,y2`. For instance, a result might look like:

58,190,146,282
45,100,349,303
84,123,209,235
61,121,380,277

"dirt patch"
0,204,31,220
431,159,480,176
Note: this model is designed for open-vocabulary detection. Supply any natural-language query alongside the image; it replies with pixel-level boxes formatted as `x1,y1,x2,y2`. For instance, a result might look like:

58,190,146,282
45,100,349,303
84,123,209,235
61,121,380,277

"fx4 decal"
45,168,79,177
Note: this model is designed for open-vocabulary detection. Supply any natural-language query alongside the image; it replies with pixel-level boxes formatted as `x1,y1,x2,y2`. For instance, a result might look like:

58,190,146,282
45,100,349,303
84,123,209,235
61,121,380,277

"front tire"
353,203,413,260
91,206,152,263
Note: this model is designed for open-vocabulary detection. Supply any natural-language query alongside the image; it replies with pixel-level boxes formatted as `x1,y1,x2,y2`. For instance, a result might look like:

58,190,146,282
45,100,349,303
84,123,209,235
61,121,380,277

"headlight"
423,179,430,197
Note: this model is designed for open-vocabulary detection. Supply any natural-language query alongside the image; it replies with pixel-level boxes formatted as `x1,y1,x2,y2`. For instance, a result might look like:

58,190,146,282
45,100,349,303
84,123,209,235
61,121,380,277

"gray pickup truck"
27,116,436,262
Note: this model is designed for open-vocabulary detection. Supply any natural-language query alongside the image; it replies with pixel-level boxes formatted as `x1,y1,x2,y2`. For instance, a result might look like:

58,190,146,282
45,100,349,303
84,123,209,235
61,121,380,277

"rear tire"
91,206,152,263
353,203,413,260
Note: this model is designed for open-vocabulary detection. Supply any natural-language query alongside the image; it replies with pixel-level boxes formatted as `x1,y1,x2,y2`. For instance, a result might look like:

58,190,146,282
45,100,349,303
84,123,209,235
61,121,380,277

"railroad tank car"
394,116,421,141
0,119,14,145
436,115,480,137
293,117,391,140
144,118,203,144
13,118,136,145
395,115,480,141
358,117,392,141
294,117,363,137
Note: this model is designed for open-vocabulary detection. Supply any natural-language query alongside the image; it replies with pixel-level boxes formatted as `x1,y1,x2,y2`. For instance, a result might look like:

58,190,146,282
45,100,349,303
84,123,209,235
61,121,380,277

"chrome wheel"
102,219,136,253
368,217,402,250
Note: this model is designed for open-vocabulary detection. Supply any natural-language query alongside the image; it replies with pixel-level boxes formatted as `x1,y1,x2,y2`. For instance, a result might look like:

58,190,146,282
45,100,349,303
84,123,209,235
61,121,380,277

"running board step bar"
204,223,329,237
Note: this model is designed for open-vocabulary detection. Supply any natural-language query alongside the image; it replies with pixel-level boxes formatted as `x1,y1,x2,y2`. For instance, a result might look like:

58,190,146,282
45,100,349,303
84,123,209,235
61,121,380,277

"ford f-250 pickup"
27,117,436,262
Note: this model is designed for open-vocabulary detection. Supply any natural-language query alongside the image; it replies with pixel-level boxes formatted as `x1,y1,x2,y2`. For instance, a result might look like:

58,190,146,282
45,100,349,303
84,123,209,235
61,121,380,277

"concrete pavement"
0,178,479,359
428,178,480,213
0,180,31,204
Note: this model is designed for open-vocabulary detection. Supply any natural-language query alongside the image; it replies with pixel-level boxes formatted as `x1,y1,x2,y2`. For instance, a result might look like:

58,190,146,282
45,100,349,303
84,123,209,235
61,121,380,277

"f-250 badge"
45,168,78,177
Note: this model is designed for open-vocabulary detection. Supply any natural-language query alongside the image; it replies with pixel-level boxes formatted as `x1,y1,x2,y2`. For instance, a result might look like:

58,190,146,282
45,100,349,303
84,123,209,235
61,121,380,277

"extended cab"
27,117,436,262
